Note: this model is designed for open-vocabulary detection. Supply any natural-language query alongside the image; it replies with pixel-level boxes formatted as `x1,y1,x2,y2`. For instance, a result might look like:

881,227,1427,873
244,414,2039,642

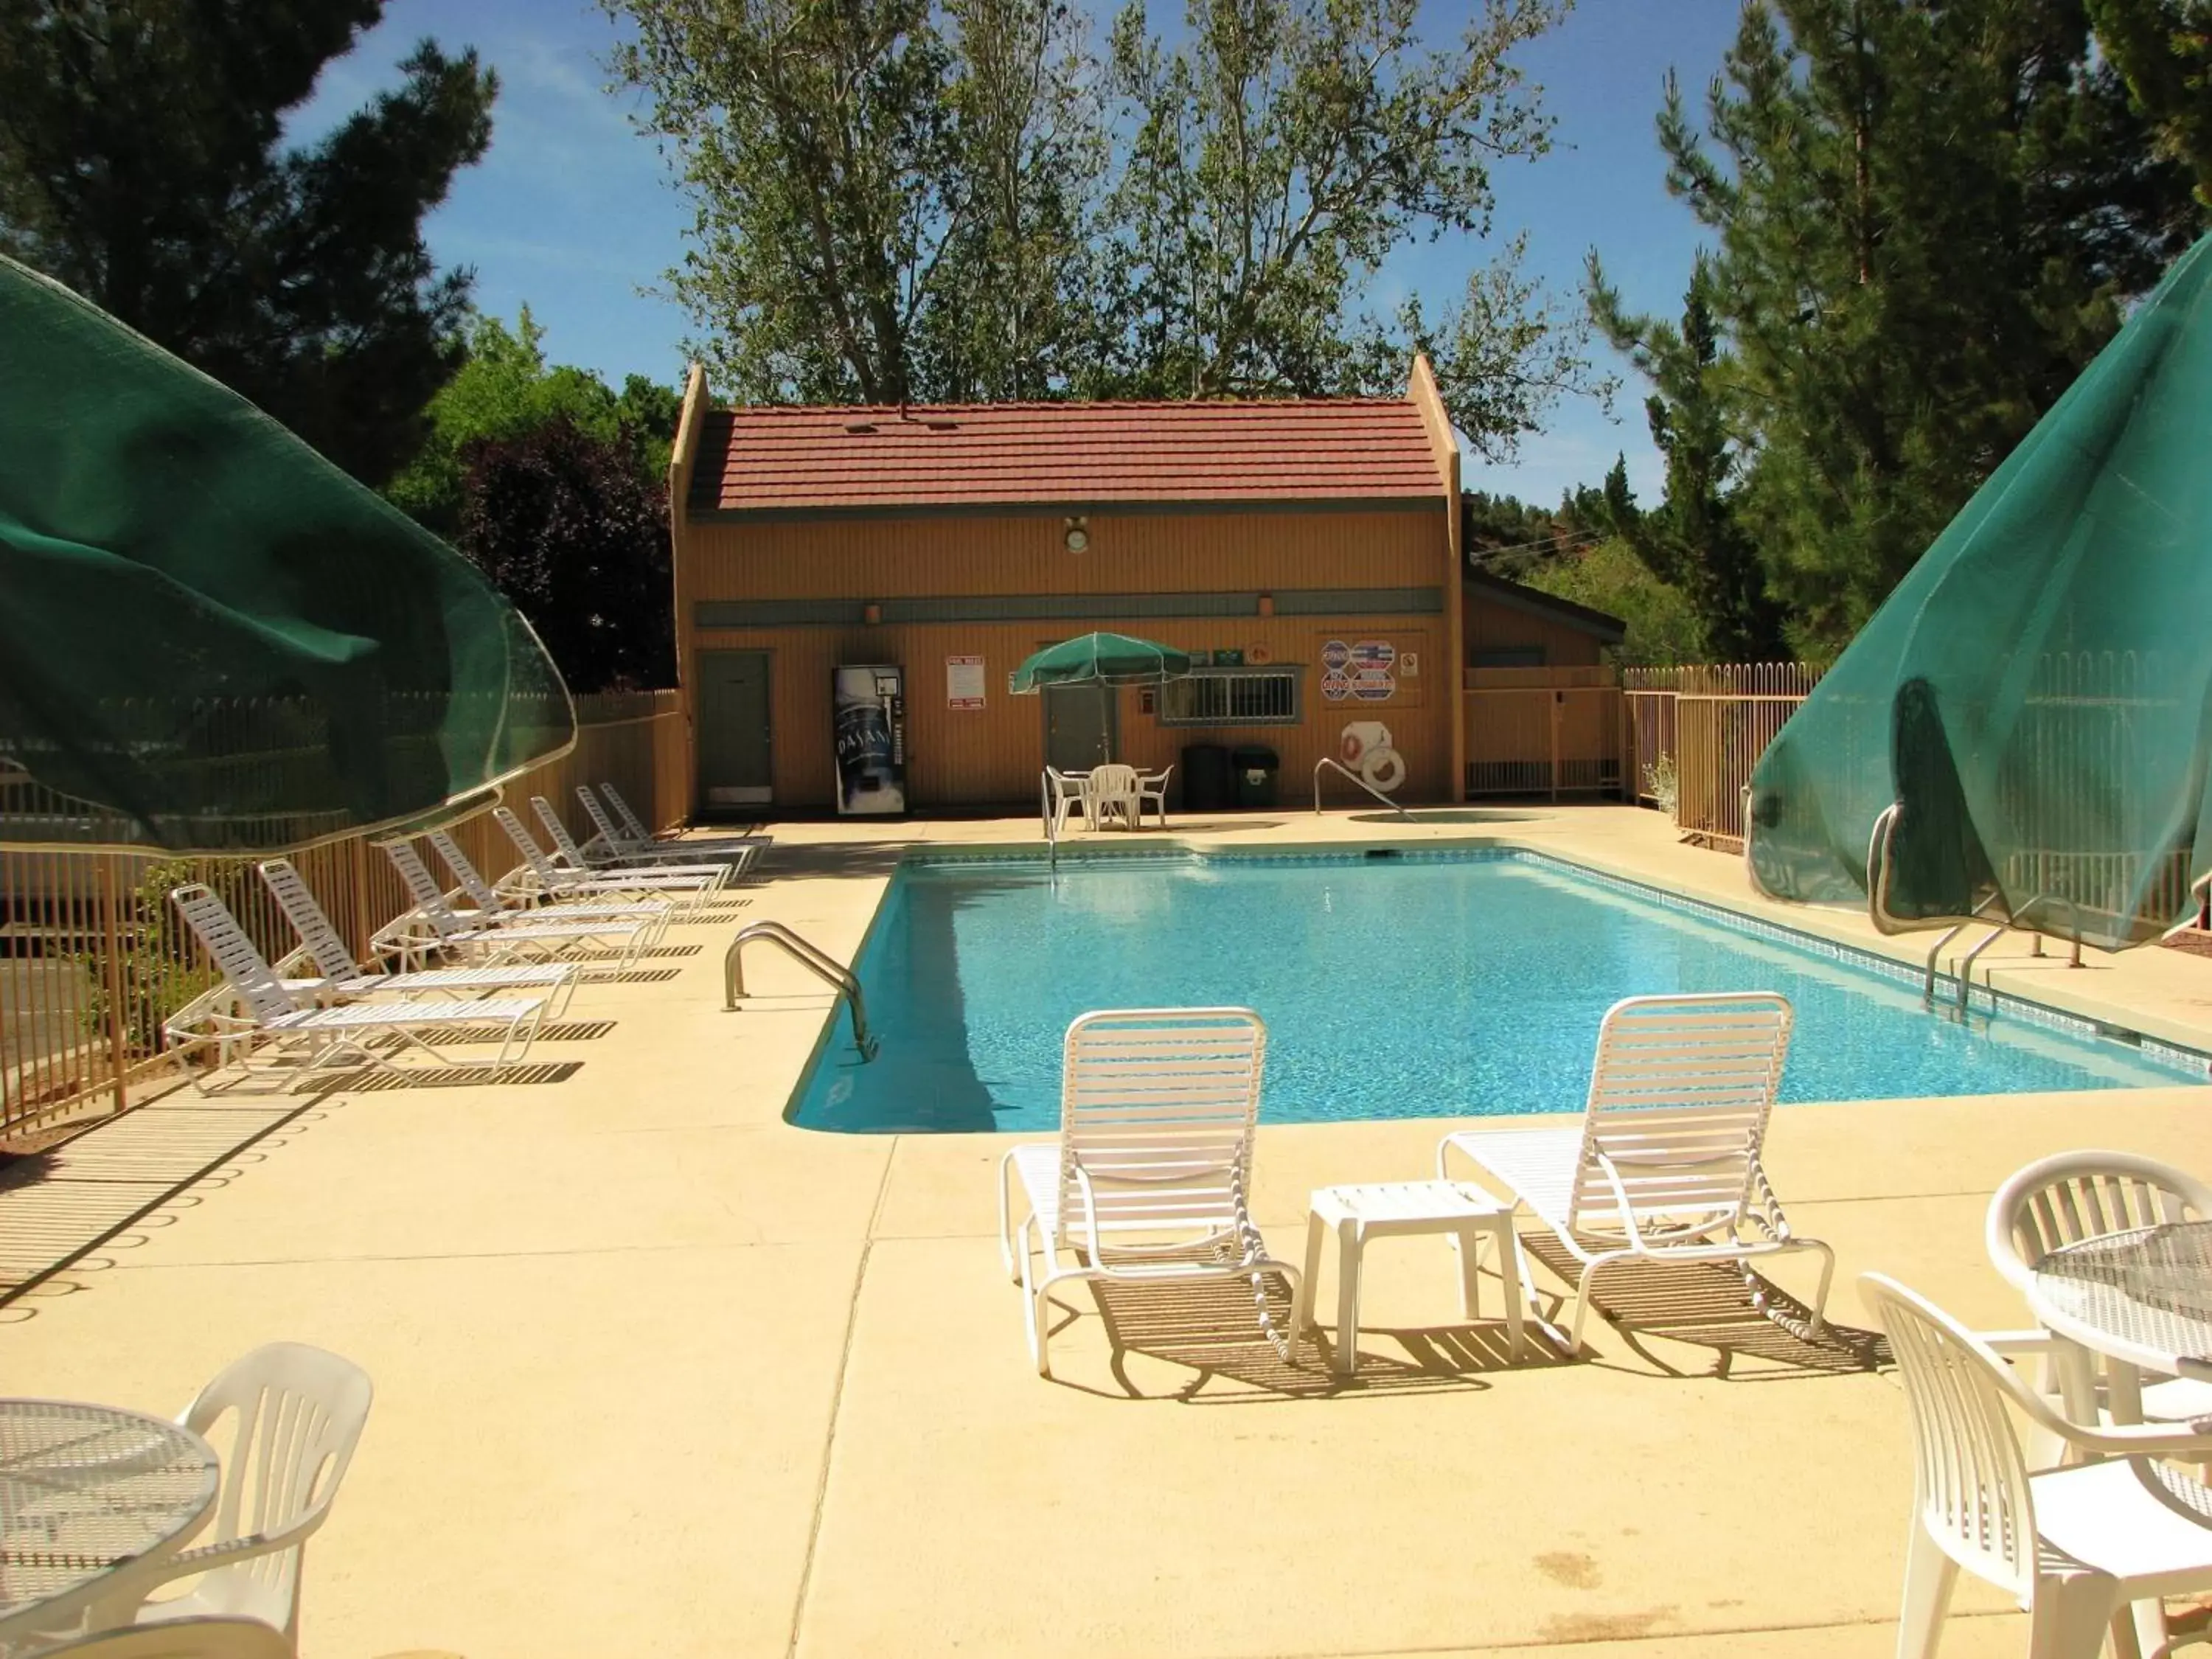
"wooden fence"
0,690,685,1138
1462,666,1624,799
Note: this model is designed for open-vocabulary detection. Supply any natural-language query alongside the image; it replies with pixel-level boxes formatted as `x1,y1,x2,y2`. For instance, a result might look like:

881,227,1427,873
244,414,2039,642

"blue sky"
294,0,1748,508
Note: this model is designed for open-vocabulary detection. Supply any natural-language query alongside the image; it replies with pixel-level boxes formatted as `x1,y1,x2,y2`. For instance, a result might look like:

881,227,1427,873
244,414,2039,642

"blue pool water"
790,851,2207,1133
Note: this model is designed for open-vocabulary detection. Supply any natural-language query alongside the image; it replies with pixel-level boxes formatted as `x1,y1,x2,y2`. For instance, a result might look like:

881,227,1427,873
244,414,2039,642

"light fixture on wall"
1062,515,1090,553
863,602,882,625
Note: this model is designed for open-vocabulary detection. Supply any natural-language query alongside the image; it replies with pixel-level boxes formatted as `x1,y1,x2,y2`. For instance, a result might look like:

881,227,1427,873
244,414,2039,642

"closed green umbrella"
1009,632,1191,694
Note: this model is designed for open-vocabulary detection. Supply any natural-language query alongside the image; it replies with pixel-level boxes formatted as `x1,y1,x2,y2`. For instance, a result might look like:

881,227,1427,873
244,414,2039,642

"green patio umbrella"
1008,632,1192,694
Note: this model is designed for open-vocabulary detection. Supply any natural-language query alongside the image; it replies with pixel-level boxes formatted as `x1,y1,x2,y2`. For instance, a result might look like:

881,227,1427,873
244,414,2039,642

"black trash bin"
1232,744,1280,809
1180,743,1231,813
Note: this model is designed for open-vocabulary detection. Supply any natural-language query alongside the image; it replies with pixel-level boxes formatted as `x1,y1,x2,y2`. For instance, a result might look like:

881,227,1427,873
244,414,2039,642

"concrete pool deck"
4,804,2209,1658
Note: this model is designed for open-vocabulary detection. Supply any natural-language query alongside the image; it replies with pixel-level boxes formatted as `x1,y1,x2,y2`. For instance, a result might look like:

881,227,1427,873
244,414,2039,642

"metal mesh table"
0,1399,217,1641
2031,1220,2212,1382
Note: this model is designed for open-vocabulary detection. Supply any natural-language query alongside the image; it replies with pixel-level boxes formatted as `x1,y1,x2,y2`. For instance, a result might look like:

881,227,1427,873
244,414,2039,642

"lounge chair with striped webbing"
998,1008,1301,1378
167,884,549,1082
372,839,668,972
497,807,724,909
1436,992,1833,1350
574,785,759,871
255,859,580,1016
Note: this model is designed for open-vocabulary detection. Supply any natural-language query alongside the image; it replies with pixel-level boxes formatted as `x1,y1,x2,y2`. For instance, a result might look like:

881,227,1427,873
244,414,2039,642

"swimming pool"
789,849,2208,1133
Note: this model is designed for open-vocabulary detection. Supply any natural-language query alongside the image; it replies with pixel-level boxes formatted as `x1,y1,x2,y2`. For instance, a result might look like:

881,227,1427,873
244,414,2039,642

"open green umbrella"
1009,632,1191,694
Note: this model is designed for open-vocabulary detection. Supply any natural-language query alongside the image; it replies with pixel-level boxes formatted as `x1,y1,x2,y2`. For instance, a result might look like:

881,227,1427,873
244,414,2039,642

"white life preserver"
1361,746,1407,793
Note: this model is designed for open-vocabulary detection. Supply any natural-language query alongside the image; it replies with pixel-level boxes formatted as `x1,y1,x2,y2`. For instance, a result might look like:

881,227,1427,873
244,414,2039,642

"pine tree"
0,2,496,486
2088,0,2212,211
1630,0,2196,647
1586,259,1783,661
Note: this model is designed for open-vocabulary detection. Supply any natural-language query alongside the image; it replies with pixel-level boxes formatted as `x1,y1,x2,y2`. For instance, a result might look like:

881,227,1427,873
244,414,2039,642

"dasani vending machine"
831,664,906,815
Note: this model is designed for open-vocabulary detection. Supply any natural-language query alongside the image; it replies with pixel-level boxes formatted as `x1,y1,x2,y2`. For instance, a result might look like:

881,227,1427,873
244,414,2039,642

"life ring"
1361,746,1407,793
1340,729,1366,767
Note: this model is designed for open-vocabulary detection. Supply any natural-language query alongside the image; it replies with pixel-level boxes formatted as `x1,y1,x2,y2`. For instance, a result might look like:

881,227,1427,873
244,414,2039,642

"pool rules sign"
946,655,986,709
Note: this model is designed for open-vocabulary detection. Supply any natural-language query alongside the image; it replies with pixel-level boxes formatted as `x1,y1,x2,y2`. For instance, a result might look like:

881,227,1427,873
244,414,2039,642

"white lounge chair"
256,860,579,1017
602,781,759,857
422,827,681,929
1863,1273,2212,1659
373,840,667,973
574,785,758,869
127,1343,372,1649
168,886,549,1079
529,796,737,884
1987,1150,2212,1432
497,807,724,908
998,1008,1301,1377
1436,992,1833,1349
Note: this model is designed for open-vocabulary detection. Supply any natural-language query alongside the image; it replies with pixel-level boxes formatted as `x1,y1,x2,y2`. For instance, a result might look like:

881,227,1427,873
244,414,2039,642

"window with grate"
1158,667,1302,726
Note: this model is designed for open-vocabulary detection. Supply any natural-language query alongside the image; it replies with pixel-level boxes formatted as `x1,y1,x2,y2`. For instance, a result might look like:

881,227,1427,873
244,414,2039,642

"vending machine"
831,664,906,815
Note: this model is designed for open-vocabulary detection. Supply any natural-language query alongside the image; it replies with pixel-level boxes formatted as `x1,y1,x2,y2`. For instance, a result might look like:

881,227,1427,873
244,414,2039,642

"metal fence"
0,690,684,1139
1623,663,1826,844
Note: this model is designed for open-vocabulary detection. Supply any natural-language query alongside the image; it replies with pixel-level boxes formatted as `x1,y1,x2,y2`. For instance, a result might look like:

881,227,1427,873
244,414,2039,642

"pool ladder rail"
1312,756,1411,820
724,921,879,1061
1865,802,2084,1015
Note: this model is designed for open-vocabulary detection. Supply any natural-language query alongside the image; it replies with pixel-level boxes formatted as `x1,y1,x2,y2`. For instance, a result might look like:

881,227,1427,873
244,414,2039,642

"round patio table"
0,1399,218,1649
2029,1219,2212,1401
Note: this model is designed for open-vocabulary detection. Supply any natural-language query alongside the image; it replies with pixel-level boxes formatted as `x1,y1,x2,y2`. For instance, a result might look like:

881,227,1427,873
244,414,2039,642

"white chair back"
1054,1009,1265,1254
425,827,507,914
600,782,653,843
168,886,297,1026
181,1343,372,1635
494,807,565,885
38,1620,294,1658
530,796,593,869
574,785,633,851
256,860,362,981
379,839,465,936
1564,992,1793,1237
1986,1150,2212,1293
1090,762,1138,795
1861,1274,2039,1603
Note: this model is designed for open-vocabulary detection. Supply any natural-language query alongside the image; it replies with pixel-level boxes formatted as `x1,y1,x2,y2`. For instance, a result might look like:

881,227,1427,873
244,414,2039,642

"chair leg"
1294,1212,1326,1343
1335,1222,1363,1375
2025,1576,2119,1659
1894,1523,1958,1659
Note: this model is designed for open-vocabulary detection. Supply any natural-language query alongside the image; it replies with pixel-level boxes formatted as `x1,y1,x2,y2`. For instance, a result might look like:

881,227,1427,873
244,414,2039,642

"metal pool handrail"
1312,757,1411,820
724,921,879,1060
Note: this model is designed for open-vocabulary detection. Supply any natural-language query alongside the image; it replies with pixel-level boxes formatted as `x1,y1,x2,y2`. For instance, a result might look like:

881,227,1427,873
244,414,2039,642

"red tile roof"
686,400,1446,515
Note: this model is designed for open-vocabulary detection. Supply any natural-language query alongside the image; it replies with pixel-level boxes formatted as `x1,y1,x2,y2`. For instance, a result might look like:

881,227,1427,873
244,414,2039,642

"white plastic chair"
166,886,549,1080
1863,1273,2212,1659
496,807,722,908
1042,768,1093,838
371,841,666,974
1437,992,1833,1349
37,1621,292,1659
998,1009,1301,1377
1086,763,1141,831
1135,765,1173,828
526,797,734,885
574,785,758,866
1986,1149,2212,1431
126,1343,372,1649
255,860,578,1016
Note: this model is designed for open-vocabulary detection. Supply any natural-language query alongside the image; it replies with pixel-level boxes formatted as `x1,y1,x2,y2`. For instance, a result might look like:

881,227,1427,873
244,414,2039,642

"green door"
1044,683,1117,770
698,650,773,807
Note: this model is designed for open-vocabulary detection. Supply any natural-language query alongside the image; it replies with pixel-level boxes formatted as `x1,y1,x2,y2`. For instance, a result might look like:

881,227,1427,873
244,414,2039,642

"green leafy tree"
1585,261,1783,660
1524,537,1703,667
2089,0,2212,211
1623,0,2197,647
0,2,497,486
386,308,641,532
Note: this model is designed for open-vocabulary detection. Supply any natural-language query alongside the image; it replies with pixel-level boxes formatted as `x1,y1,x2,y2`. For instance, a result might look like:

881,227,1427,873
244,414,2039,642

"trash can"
1181,743,1232,813
1232,745,1280,809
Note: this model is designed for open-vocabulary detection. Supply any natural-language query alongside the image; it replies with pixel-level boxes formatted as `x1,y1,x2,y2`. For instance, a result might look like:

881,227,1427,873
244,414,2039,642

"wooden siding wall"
683,507,1455,808
1461,590,1606,668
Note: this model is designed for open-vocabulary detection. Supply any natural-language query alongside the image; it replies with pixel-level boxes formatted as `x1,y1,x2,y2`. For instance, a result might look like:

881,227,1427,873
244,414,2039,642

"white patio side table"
1294,1180,1536,1376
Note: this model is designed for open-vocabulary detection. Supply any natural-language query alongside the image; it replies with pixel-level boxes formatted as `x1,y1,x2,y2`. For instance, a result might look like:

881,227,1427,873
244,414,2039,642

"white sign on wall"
946,655,987,709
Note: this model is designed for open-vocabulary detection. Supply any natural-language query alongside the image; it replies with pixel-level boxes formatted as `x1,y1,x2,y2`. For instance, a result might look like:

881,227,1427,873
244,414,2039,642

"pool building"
664,360,1626,814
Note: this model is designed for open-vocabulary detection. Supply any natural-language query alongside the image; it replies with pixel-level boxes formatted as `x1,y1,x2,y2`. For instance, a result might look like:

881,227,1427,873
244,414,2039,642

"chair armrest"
133,1509,328,1596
